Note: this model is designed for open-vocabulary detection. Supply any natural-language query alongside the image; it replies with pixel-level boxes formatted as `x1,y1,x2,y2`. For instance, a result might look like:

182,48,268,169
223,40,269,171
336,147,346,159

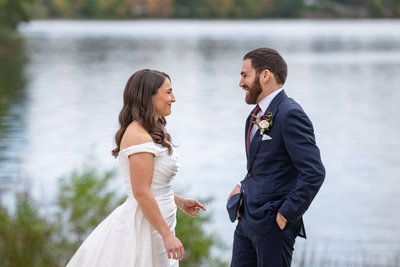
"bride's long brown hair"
112,69,172,157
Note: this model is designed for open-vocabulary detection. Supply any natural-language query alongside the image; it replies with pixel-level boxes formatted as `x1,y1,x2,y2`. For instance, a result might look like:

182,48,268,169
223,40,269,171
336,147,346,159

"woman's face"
152,78,176,117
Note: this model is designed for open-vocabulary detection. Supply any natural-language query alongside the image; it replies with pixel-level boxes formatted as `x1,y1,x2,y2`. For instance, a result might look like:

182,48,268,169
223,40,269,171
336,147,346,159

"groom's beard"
245,76,262,104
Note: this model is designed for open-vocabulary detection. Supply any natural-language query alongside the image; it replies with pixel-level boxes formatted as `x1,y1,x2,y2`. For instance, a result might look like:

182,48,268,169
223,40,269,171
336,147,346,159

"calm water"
2,19,400,264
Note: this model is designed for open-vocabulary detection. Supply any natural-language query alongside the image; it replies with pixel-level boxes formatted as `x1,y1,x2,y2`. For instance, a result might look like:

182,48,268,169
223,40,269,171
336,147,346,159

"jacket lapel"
247,90,288,171
245,114,251,158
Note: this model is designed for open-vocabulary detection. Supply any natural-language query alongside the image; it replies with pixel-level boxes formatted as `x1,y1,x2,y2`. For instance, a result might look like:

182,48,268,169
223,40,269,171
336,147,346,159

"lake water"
1,19,400,265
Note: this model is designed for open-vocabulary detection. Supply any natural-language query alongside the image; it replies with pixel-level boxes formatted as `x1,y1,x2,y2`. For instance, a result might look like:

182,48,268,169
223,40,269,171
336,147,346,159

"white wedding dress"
67,142,179,267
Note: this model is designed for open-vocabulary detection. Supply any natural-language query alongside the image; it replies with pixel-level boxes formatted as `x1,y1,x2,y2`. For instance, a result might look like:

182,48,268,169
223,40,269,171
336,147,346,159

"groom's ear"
260,69,272,83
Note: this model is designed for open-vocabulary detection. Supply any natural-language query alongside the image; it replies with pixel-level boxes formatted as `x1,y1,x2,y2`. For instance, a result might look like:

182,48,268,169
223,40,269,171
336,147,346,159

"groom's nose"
239,78,245,88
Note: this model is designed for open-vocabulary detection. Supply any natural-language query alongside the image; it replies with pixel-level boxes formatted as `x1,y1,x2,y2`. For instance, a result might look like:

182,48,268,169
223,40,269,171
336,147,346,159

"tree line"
1,0,400,27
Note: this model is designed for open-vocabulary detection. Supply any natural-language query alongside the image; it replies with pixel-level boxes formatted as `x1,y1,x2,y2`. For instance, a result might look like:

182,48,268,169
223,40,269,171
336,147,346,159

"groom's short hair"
244,48,288,85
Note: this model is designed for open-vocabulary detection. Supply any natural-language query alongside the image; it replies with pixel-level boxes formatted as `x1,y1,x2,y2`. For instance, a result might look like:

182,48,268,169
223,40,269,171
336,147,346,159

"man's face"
240,59,262,104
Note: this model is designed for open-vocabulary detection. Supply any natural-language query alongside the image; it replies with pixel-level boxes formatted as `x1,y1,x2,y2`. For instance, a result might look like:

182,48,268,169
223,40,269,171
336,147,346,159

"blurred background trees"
1,0,398,21
0,193,57,267
43,0,400,18
0,168,228,267
0,0,34,37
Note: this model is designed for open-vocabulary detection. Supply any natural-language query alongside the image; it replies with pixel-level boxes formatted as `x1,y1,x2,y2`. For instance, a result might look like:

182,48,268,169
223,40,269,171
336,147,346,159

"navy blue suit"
231,90,325,267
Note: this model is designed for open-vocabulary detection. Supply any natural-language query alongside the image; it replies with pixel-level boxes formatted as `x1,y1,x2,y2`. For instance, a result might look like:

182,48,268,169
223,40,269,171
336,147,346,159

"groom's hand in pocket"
276,212,287,230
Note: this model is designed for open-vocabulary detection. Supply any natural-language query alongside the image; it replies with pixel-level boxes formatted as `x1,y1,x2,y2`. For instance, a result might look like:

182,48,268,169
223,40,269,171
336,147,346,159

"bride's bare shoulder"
120,121,153,149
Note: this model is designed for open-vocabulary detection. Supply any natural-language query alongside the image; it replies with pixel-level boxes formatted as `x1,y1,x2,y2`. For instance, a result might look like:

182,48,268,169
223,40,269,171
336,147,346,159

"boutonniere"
252,112,273,137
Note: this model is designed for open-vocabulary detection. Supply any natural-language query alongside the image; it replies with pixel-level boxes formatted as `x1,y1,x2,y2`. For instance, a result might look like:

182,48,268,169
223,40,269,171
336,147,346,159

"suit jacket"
240,90,325,237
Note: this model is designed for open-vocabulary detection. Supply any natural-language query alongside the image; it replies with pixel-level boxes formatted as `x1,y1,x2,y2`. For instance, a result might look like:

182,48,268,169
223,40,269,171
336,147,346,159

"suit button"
247,172,251,177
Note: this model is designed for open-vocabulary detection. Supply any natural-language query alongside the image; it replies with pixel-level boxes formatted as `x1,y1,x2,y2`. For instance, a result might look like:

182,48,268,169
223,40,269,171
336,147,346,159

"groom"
228,47,325,267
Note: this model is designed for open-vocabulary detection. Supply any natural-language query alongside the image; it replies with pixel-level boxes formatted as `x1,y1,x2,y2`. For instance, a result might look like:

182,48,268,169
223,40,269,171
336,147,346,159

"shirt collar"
258,87,284,113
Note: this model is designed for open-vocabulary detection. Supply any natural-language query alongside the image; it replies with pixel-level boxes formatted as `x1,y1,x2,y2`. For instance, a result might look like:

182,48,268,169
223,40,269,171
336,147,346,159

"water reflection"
0,37,28,196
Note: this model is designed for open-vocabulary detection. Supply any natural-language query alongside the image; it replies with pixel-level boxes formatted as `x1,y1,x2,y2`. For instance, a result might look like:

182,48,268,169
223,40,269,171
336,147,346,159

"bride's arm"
174,194,206,218
129,152,184,261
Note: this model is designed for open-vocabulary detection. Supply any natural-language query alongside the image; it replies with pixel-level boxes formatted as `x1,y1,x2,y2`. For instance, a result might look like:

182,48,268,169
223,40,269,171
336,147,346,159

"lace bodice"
117,142,179,199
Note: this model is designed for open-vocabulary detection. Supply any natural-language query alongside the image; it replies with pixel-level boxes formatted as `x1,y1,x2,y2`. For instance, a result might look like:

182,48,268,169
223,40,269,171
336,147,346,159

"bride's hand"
162,233,184,261
179,198,206,218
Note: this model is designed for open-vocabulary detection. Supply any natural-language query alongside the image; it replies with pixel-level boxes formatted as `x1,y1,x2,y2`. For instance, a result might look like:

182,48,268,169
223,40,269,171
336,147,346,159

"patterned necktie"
246,105,261,156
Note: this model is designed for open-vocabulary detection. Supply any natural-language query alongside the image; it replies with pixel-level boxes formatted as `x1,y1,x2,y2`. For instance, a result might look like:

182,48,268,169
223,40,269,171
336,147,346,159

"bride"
67,69,206,267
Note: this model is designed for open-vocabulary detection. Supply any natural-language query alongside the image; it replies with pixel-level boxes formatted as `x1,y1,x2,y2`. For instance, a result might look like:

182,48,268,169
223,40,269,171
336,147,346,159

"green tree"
274,0,305,18
368,0,385,17
0,0,34,37
55,168,124,264
230,0,261,18
393,0,400,16
0,0,32,113
0,193,58,267
176,196,228,267
47,0,72,17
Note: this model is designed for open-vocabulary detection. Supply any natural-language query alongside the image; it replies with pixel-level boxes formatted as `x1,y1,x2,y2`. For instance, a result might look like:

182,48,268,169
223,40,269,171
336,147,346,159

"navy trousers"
230,208,299,267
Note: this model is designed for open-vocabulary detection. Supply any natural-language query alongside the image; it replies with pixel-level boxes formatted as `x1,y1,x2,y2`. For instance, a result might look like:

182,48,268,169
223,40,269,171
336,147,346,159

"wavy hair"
112,69,172,157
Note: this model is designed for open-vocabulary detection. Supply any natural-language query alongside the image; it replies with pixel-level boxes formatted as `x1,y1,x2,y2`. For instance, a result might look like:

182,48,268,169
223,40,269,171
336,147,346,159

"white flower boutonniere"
252,112,273,139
